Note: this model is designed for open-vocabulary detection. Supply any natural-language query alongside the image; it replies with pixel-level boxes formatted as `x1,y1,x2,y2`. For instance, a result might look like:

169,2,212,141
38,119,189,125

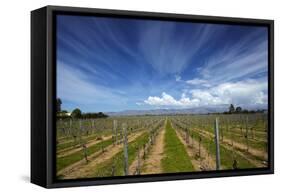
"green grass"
161,120,194,173
90,132,149,177
57,138,113,171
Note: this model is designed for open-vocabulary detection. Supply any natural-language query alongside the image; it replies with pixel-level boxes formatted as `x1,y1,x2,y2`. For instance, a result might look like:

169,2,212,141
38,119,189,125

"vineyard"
56,113,268,179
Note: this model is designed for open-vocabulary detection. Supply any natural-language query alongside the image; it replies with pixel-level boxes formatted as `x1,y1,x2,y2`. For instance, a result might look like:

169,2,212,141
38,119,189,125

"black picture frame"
31,5,274,188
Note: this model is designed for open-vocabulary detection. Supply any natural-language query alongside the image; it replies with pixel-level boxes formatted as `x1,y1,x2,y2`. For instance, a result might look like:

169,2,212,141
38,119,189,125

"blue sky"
57,15,268,113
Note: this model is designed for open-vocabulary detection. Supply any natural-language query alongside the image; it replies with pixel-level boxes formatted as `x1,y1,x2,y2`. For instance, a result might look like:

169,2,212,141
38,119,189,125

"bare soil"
140,128,165,175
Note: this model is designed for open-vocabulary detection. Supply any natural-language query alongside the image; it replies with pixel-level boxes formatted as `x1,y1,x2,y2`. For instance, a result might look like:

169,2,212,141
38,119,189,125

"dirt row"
141,128,165,175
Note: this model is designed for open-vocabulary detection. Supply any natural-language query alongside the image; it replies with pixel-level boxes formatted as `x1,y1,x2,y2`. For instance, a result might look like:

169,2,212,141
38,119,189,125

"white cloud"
143,79,267,108
190,90,223,106
144,92,199,107
175,75,181,82
207,79,268,106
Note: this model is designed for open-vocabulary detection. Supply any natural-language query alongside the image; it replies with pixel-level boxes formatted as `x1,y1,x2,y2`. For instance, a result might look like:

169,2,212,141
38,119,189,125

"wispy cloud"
138,23,219,75
199,30,268,85
186,78,211,87
57,15,268,112
57,16,138,84
175,75,182,82
57,61,128,111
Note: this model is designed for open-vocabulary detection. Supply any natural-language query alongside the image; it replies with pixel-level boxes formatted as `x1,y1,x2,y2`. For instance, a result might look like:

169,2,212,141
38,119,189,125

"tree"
81,112,108,119
229,104,235,113
235,106,242,113
57,98,62,112
60,110,68,114
71,108,82,119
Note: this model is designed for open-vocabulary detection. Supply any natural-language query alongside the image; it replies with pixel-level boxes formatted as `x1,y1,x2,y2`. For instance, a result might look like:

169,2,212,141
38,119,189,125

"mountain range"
106,106,228,116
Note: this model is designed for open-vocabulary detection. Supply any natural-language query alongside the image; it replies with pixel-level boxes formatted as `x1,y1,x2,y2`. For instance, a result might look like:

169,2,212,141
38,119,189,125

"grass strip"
161,120,194,173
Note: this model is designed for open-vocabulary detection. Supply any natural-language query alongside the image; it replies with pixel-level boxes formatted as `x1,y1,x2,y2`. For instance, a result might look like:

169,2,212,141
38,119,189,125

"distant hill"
106,104,268,116
106,106,228,116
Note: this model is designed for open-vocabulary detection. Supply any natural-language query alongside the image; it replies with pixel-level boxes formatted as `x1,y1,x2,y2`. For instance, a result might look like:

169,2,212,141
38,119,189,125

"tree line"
223,104,266,114
56,98,108,119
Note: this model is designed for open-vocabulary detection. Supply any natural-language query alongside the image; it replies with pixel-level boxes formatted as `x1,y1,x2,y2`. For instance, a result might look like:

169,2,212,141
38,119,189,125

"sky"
57,15,268,113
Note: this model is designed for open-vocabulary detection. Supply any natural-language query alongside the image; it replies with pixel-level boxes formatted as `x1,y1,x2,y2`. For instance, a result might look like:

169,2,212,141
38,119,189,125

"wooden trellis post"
246,116,249,152
66,120,69,136
149,133,152,145
92,119,95,130
264,117,268,153
227,118,229,132
221,121,224,142
91,120,95,134
264,117,267,132
191,133,193,148
231,131,237,169
250,117,253,139
62,121,66,135
214,118,221,170
111,160,116,176
198,136,202,158
82,144,88,163
143,144,146,159
208,138,211,157
240,115,243,136
136,146,141,175
79,119,82,131
252,126,255,140
69,119,72,134
123,123,128,176
113,120,118,145
185,128,189,144
79,119,83,144
101,145,105,153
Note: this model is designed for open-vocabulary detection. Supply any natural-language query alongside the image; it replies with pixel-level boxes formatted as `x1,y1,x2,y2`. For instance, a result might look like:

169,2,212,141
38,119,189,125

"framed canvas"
31,5,274,188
